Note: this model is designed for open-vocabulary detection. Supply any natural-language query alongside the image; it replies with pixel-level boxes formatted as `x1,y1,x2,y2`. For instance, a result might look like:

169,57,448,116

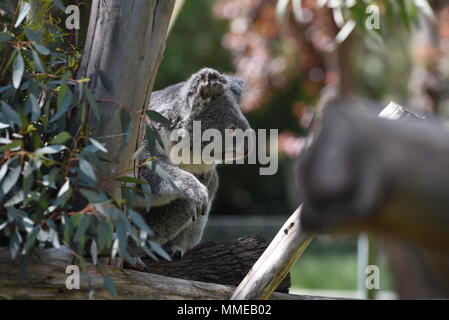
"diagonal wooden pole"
231,206,315,300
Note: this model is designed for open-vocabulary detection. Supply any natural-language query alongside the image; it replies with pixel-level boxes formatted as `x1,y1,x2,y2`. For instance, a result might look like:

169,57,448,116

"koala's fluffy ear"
229,76,245,103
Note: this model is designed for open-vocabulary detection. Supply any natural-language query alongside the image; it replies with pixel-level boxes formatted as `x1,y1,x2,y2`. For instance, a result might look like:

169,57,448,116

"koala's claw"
130,257,149,272
193,201,208,221
169,246,185,260
184,182,209,221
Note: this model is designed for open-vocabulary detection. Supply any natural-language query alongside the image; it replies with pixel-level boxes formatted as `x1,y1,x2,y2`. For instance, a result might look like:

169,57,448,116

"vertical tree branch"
77,0,175,198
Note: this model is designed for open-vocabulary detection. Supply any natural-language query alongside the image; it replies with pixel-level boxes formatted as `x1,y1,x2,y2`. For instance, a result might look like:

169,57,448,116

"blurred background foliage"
156,0,449,293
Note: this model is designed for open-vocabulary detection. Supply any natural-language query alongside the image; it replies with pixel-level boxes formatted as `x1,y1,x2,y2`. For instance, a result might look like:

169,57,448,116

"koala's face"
183,69,253,164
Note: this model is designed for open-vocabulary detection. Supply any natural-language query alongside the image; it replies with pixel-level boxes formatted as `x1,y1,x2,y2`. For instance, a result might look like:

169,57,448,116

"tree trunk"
129,236,291,294
77,0,175,198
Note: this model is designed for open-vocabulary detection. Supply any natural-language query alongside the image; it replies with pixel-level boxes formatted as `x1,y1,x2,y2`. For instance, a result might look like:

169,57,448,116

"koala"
136,68,252,258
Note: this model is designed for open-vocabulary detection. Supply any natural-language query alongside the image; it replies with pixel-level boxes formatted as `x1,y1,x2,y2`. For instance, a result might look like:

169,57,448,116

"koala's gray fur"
136,68,251,257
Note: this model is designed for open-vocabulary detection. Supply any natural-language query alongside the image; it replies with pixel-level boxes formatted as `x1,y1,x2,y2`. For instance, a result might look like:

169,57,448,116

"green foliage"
0,0,173,297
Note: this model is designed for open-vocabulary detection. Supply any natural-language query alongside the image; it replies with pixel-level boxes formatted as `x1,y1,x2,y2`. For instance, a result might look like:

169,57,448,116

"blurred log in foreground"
299,100,449,298
299,101,449,248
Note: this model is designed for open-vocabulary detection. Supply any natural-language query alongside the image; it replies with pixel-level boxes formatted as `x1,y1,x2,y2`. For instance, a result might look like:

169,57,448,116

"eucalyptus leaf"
51,131,72,145
89,138,108,153
12,51,24,89
0,32,12,42
79,188,107,203
74,215,91,242
33,43,50,56
31,49,45,73
149,240,171,261
14,2,31,28
104,275,117,298
129,209,154,236
51,86,72,122
115,218,128,258
1,101,21,127
29,93,41,122
146,110,170,126
57,178,70,198
97,220,112,252
0,140,22,152
84,86,100,122
10,229,21,259
141,184,152,211
1,166,21,196
35,145,66,155
79,159,97,183
90,240,98,265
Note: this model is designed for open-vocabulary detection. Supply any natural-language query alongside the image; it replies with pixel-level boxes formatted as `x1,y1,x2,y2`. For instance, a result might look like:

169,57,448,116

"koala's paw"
169,245,186,260
189,68,228,101
184,181,209,221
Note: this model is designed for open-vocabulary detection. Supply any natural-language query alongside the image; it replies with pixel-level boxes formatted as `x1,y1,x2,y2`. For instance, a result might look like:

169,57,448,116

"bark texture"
131,236,291,294
77,0,175,197
0,246,326,300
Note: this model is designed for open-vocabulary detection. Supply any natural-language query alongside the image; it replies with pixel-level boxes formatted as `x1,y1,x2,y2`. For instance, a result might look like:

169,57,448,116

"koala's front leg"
138,160,209,220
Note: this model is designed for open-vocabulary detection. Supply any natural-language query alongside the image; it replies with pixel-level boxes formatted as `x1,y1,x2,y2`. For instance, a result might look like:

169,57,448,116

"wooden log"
231,207,315,300
130,236,291,293
0,247,332,300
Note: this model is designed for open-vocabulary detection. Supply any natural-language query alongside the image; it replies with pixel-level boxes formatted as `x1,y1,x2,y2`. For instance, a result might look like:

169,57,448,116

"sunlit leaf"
79,159,97,183
14,2,31,28
90,240,98,265
149,240,171,261
35,145,66,155
12,51,24,89
89,138,108,153
1,167,21,196
57,178,70,198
